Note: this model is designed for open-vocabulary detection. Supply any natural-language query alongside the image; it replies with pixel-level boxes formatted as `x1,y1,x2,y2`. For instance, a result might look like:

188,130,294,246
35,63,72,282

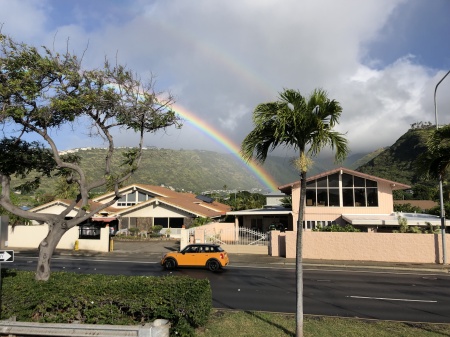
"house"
92,184,231,232
228,167,449,233
30,184,231,238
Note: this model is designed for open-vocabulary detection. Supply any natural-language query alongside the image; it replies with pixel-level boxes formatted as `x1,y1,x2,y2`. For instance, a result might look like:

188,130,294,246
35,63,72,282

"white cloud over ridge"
1,0,449,157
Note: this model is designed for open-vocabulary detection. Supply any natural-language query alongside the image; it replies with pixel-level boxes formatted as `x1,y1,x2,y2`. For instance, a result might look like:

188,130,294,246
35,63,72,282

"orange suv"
161,243,229,271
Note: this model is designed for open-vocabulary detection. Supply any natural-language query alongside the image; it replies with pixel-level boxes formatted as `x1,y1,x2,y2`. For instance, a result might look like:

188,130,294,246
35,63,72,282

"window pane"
118,195,126,202
317,177,327,188
342,174,353,187
354,176,365,187
306,189,316,206
343,188,354,206
366,179,377,188
306,180,316,188
317,188,327,206
138,192,147,202
127,193,136,202
367,188,378,206
329,189,340,206
354,188,366,206
328,173,340,187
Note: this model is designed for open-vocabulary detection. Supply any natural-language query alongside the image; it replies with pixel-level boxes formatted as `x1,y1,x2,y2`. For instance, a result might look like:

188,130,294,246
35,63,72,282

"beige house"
229,167,449,233
92,184,230,232
30,184,231,238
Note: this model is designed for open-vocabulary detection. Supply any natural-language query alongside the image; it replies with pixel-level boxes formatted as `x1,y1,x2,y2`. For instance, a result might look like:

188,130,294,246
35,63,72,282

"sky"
1,0,450,160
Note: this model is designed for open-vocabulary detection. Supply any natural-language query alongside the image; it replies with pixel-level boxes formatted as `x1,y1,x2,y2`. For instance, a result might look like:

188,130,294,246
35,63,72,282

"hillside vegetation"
357,126,435,185
34,148,302,194
16,126,438,198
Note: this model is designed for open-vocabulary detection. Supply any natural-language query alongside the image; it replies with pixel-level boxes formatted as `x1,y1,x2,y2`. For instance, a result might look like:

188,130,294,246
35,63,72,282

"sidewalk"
11,239,450,273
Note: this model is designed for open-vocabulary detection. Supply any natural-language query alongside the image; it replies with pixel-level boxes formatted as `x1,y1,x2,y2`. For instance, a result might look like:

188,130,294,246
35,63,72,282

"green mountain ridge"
30,127,433,196
356,127,434,186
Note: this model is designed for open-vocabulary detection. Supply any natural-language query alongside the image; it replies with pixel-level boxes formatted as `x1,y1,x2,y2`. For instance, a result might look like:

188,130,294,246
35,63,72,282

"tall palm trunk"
296,167,307,337
36,222,68,281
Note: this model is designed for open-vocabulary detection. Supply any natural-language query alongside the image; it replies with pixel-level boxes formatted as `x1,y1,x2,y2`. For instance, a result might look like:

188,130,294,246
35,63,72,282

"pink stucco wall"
271,231,449,264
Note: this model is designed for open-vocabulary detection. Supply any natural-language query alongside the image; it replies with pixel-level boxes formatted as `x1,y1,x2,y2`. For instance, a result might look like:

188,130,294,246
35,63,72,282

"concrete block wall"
271,231,450,264
7,225,110,252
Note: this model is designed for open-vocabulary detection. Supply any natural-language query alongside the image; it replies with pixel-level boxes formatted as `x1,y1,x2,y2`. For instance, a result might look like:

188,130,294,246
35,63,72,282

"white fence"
188,226,269,246
181,225,269,254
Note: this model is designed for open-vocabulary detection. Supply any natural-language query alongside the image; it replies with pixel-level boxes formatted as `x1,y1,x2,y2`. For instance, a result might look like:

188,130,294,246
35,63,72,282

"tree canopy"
0,34,181,280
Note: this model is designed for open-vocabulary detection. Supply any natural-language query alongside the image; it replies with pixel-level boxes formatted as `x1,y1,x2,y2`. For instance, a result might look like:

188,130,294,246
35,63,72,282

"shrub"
128,227,140,236
313,224,360,232
1,270,212,337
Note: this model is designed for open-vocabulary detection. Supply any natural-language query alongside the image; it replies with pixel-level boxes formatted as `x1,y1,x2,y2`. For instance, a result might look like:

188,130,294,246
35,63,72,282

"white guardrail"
0,318,170,337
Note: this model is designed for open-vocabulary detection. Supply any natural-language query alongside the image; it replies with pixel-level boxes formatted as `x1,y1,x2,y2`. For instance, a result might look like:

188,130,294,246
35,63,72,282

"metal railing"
203,227,269,246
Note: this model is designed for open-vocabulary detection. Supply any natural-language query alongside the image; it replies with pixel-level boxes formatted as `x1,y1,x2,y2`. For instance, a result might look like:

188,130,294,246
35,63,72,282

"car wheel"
207,259,220,272
164,258,176,270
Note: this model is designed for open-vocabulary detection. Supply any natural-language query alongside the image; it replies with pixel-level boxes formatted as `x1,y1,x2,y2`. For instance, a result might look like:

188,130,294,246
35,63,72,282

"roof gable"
93,184,231,218
278,167,411,193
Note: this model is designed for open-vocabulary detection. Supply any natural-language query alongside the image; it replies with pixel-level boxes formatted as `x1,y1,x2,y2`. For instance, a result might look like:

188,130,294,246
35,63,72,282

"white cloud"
1,0,448,157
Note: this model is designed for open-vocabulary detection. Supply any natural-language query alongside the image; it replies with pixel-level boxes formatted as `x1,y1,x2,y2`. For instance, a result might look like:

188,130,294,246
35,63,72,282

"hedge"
1,270,212,337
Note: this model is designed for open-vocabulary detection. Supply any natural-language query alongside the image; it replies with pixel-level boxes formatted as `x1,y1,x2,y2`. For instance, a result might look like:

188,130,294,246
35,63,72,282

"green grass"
196,310,450,337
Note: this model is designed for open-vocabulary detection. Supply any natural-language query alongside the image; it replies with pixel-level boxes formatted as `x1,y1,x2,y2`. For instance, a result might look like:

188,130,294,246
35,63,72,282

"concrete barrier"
0,319,170,337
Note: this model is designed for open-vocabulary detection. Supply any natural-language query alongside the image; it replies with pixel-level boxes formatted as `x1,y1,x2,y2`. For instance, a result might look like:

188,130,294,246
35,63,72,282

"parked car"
160,243,229,271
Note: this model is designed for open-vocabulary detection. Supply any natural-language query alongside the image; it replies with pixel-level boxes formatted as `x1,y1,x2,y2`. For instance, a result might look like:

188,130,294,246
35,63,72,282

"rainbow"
173,103,279,191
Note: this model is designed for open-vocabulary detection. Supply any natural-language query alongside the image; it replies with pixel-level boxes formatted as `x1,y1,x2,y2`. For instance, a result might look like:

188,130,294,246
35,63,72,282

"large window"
342,173,378,207
117,191,151,207
306,173,340,207
306,172,378,207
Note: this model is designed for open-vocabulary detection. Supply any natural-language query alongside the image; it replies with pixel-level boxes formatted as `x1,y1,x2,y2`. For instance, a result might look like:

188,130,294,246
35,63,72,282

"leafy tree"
0,34,181,281
412,182,438,200
280,196,292,208
241,88,348,337
221,191,266,211
418,124,450,180
191,217,212,228
0,189,31,226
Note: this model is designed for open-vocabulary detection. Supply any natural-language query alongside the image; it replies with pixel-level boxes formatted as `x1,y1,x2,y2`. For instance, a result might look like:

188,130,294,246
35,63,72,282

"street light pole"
434,69,450,265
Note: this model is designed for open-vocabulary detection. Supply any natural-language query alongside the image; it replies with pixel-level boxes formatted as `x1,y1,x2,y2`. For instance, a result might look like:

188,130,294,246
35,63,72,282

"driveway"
112,239,180,254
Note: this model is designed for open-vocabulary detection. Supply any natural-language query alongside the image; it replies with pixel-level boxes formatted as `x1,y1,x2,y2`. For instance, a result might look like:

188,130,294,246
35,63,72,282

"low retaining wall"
0,319,170,337
270,231,450,264
221,244,268,254
7,225,110,252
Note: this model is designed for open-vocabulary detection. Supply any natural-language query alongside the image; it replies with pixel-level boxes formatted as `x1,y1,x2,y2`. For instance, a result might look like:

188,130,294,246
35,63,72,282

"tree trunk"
296,170,307,337
35,222,68,281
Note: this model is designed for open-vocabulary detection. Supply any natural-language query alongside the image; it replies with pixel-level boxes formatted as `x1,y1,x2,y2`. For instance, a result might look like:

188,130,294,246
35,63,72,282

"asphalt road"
8,255,450,323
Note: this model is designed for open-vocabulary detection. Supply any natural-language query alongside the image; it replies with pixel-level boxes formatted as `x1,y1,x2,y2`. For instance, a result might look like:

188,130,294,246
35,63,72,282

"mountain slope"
356,127,434,185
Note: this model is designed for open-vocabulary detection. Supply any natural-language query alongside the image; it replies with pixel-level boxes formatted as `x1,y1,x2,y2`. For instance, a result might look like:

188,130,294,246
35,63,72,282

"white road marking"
348,295,437,303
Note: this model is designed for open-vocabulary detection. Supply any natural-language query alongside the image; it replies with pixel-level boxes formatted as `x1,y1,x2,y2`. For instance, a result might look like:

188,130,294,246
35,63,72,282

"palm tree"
420,124,450,180
241,88,348,337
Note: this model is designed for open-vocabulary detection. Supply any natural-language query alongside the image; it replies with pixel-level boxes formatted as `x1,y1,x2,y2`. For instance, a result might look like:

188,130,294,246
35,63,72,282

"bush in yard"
128,227,140,236
313,224,360,232
1,270,212,337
